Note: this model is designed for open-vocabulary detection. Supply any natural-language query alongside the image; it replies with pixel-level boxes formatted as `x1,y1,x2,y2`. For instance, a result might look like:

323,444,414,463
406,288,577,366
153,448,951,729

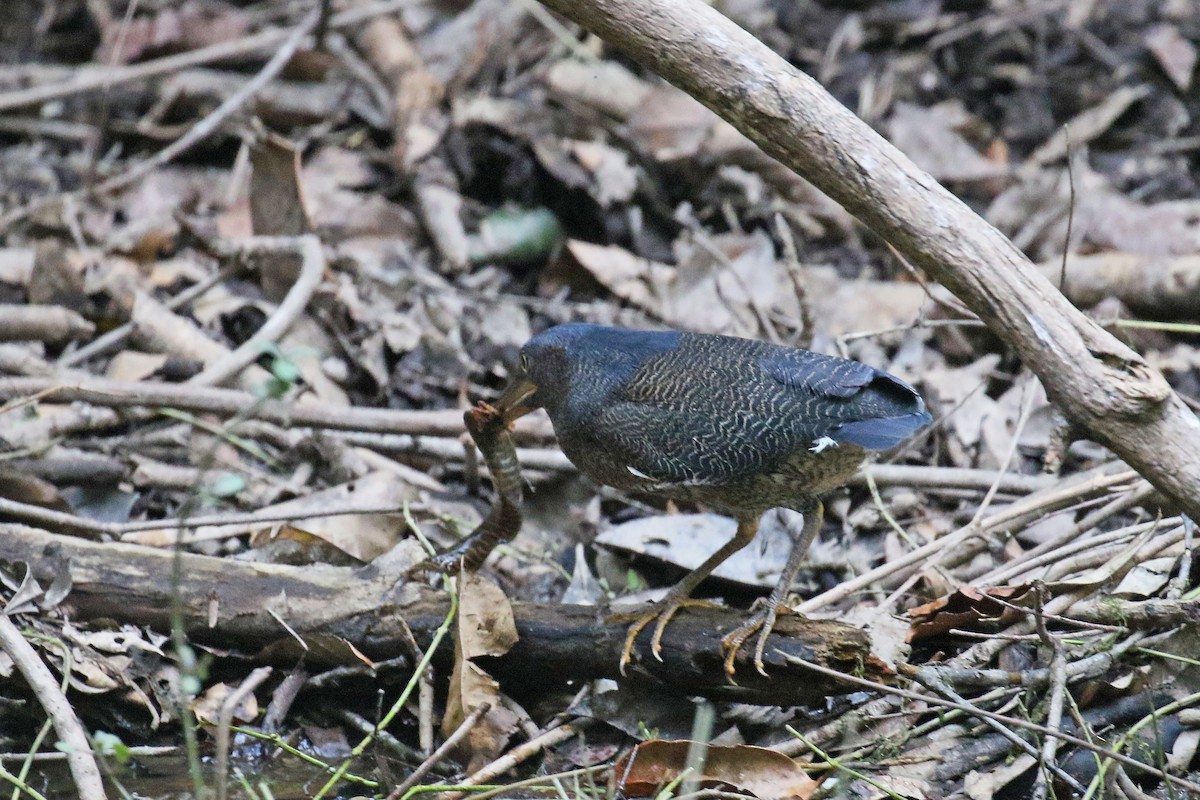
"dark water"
18,751,372,800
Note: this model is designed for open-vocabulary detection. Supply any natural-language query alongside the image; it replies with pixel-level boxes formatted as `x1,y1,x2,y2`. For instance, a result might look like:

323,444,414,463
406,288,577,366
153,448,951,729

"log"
0,524,889,705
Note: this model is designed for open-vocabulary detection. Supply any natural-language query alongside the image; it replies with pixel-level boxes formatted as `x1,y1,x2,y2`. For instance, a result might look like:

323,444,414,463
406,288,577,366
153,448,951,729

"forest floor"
1,0,1199,798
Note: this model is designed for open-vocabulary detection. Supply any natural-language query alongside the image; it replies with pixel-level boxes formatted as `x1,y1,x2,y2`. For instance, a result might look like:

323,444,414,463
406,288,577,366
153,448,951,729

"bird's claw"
720,602,793,681
613,598,716,675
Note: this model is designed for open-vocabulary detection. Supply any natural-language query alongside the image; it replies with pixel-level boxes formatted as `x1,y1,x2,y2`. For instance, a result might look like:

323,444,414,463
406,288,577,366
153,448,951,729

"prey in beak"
496,374,538,425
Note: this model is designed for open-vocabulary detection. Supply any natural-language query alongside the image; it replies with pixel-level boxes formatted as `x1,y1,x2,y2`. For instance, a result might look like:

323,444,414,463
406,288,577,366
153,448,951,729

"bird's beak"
496,375,538,425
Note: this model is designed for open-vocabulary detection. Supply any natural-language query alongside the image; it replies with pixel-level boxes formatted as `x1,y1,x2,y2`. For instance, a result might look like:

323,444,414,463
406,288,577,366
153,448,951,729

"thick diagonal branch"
533,0,1200,518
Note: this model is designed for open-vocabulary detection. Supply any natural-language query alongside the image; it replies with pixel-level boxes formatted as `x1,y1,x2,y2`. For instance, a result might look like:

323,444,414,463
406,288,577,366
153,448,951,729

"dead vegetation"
1,0,1199,798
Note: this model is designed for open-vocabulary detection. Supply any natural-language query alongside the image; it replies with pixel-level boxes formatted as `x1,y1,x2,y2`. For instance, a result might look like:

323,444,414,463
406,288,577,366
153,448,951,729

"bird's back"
549,328,929,509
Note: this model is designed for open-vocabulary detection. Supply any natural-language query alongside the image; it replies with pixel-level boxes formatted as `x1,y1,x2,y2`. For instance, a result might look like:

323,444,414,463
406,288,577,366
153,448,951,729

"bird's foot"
612,597,718,675
720,599,795,681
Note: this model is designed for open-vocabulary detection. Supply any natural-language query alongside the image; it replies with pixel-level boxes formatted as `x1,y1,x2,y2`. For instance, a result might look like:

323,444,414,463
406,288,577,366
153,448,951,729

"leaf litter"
0,0,1198,798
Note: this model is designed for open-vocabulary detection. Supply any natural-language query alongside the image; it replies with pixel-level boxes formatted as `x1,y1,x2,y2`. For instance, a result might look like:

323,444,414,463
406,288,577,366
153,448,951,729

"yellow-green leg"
617,516,760,675
721,500,822,679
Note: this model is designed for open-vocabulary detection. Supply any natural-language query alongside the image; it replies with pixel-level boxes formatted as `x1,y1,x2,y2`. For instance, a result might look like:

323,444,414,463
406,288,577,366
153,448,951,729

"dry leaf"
888,102,1008,182
597,512,797,590
191,682,259,726
837,604,909,669
626,85,718,161
1112,556,1177,598
443,571,520,773
921,355,1002,468
97,2,249,64
255,633,375,670
106,351,168,382
908,585,1032,642
566,139,638,207
564,240,675,311
614,739,818,799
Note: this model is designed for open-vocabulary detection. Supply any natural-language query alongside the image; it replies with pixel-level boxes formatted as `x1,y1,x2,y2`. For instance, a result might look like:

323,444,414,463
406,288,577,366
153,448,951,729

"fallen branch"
792,656,1200,795
1037,252,1200,318
0,524,889,707
0,376,555,442
0,305,93,343
0,614,106,800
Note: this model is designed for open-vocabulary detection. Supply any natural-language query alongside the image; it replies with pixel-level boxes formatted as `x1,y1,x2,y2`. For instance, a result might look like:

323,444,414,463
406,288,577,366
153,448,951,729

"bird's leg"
616,516,760,675
721,501,823,680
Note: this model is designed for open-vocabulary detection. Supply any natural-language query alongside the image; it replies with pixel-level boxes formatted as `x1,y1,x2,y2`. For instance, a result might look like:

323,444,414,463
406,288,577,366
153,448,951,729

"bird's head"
495,324,599,423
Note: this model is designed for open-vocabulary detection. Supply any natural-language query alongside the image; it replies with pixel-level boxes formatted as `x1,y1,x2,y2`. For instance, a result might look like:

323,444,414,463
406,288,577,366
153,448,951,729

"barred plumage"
476,323,932,678
522,323,929,514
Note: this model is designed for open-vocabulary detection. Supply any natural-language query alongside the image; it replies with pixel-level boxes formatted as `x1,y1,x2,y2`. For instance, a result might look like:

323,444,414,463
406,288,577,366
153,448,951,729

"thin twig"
94,9,320,200
0,3,427,229
1058,129,1076,295
783,654,1200,795
0,1,419,114
190,236,325,387
386,703,491,800
1032,583,1068,800
0,376,556,442
0,495,421,538
58,263,237,368
408,765,607,800
918,667,1086,794
970,378,1036,527
215,667,273,800
437,721,589,800
798,468,1138,612
0,615,106,800
1083,688,1200,797
982,483,1155,584
311,592,458,800
994,518,1159,587
773,211,813,349
1167,515,1195,601
939,523,1179,675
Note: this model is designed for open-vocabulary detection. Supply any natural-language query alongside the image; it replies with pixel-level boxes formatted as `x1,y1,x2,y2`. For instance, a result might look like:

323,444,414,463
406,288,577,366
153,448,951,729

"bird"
455,323,931,677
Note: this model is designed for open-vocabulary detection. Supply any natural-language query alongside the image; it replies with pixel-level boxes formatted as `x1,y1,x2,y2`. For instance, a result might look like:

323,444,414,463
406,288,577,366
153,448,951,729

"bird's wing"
590,401,727,487
762,350,930,450
587,348,929,488
760,349,877,399
589,349,876,485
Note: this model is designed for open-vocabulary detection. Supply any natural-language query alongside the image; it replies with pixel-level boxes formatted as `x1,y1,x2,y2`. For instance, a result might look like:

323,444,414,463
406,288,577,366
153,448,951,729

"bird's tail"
835,373,932,451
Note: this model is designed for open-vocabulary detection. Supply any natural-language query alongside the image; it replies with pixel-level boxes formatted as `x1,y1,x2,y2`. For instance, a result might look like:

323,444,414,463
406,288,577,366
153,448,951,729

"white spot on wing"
626,465,654,480
809,436,838,453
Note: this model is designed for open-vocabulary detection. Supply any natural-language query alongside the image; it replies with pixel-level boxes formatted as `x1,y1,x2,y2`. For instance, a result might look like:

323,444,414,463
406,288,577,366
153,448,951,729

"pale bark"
533,0,1200,519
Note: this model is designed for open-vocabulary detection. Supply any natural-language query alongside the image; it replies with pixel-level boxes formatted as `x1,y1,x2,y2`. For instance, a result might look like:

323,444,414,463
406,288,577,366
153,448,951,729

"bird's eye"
520,353,530,371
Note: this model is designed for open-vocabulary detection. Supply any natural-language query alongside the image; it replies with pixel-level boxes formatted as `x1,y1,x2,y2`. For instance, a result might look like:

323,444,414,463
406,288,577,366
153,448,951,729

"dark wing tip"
833,371,932,450
834,408,933,450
